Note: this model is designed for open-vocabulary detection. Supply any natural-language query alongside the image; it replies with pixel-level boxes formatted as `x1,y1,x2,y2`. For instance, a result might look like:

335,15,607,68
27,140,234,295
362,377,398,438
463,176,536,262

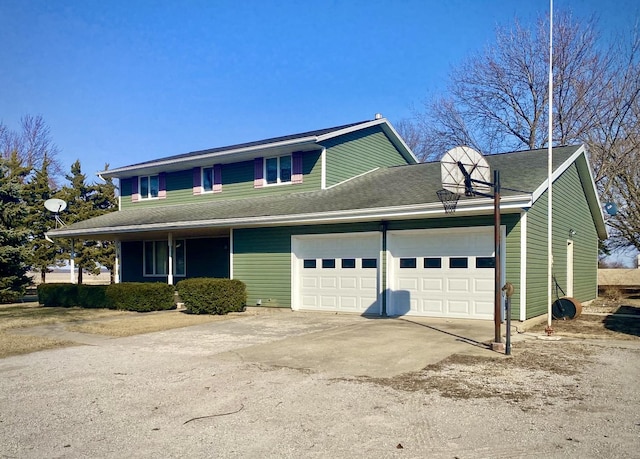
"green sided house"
48,117,607,322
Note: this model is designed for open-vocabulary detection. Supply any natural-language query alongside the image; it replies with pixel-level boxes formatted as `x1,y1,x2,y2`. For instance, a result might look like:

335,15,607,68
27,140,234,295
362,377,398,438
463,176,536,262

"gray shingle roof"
50,145,584,239
101,120,373,175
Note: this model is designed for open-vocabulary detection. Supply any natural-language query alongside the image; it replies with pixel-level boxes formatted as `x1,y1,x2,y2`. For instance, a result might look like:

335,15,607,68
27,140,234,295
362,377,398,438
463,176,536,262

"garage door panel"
388,228,496,320
320,277,337,289
422,278,443,292
360,296,378,309
301,277,318,289
294,234,380,314
301,296,317,308
320,296,337,308
422,299,443,313
447,278,470,292
340,296,358,309
475,301,494,316
340,276,357,289
398,277,418,290
475,278,494,293
448,300,470,314
361,277,377,289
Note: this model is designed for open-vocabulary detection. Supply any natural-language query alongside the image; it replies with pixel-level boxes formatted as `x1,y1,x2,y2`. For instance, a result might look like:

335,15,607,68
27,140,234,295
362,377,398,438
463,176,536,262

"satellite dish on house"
440,146,491,196
44,198,67,213
604,202,618,216
43,198,67,229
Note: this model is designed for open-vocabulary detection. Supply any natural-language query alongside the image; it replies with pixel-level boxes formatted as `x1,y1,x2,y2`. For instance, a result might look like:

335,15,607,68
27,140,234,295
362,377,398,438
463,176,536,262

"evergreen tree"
91,165,118,283
22,156,62,282
57,160,117,284
0,153,31,302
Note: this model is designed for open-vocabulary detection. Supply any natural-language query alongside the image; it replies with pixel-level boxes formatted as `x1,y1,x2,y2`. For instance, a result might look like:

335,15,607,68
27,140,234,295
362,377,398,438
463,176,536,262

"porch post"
114,240,121,284
167,233,174,285
70,238,76,284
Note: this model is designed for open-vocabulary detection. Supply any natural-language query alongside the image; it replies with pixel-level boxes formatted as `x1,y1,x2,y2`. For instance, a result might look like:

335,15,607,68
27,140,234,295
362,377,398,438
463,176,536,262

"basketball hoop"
436,188,460,214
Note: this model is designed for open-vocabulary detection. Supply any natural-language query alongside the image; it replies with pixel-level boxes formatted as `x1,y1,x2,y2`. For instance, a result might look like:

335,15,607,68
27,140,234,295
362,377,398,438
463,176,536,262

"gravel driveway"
1,313,639,458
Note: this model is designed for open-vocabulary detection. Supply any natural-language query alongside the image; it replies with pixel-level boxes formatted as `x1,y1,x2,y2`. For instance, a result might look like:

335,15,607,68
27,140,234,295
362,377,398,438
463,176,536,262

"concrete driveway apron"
213,312,497,378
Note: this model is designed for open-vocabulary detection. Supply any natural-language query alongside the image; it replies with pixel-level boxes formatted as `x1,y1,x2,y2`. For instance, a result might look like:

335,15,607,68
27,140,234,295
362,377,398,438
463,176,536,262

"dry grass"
67,311,236,337
0,303,240,358
529,296,640,340
365,340,595,409
0,334,77,358
0,303,131,331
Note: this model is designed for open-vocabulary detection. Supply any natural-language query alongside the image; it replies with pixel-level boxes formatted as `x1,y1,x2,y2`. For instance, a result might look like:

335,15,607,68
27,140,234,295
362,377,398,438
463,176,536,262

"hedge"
106,283,175,312
37,283,81,307
37,283,175,312
176,278,246,315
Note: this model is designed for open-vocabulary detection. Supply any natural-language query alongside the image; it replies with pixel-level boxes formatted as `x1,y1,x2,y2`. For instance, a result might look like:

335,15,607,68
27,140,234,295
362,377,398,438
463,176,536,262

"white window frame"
139,175,160,200
264,154,292,186
143,240,186,277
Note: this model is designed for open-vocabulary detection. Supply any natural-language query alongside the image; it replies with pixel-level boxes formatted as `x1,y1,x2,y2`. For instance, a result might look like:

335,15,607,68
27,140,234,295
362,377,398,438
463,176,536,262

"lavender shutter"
158,172,167,198
131,176,139,202
193,167,202,195
254,157,264,188
292,152,303,184
213,164,222,193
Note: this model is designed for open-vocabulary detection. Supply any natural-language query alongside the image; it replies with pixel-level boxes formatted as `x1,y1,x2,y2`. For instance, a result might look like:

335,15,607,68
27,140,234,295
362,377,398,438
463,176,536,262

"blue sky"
1,0,637,180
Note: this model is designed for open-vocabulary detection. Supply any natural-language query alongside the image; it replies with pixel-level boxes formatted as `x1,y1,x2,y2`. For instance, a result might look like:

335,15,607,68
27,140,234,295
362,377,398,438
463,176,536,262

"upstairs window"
201,165,222,193
131,173,166,202
202,167,213,192
254,153,302,188
140,175,159,199
265,155,292,185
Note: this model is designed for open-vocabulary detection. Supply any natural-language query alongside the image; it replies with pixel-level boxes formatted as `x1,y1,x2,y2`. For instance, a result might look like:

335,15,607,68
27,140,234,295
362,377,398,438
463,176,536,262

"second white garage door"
387,227,497,319
292,233,381,314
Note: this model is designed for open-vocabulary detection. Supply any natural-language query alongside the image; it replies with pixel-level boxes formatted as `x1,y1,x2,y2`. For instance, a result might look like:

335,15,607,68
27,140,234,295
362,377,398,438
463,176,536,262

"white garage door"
292,233,380,314
388,227,496,319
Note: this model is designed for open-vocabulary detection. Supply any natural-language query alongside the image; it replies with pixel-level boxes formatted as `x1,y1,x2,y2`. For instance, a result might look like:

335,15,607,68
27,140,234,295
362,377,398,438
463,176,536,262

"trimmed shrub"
176,278,247,315
77,285,112,309
37,283,80,307
105,282,175,312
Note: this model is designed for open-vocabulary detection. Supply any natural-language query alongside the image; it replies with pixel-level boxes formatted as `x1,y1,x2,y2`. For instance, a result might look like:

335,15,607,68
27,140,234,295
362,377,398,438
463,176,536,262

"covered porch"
108,227,231,285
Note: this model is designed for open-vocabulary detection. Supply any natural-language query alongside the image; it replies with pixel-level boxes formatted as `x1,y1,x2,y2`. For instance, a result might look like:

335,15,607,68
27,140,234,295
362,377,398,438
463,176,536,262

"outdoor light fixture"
569,229,576,238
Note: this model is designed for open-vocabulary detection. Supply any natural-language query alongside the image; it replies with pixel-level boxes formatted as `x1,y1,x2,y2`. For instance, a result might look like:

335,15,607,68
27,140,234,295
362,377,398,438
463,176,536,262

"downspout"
380,221,388,317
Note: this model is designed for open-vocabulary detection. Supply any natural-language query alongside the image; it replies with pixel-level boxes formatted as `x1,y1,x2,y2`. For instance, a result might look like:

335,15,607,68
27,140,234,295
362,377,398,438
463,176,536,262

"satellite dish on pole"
44,198,67,213
44,198,67,228
440,146,491,196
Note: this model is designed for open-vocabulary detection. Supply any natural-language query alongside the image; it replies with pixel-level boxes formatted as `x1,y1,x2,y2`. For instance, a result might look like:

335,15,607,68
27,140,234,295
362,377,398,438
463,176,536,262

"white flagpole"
547,0,554,330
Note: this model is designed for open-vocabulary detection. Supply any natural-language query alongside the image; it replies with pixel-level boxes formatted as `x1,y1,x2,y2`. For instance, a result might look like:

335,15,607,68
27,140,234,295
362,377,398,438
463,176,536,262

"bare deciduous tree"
0,115,64,181
401,11,640,253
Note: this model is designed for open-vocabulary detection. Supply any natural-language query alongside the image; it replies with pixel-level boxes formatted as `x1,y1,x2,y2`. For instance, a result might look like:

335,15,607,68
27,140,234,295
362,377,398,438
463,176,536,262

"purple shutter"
213,164,222,193
254,157,264,188
292,152,303,184
158,172,167,198
193,167,202,195
131,176,139,202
